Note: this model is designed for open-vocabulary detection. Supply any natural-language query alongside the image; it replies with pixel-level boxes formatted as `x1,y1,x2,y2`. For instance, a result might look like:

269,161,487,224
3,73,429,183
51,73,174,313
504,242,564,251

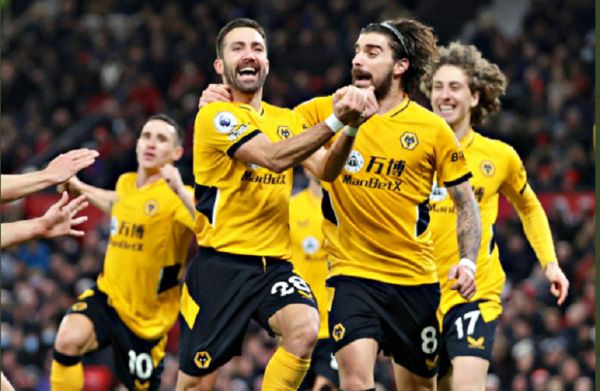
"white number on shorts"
128,350,153,380
420,326,438,354
454,310,480,339
330,353,339,370
270,276,311,297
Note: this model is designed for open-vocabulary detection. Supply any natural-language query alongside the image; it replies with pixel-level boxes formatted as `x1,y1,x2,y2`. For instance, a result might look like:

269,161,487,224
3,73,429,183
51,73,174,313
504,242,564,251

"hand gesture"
160,164,185,195
448,264,476,300
45,149,99,185
198,84,233,109
39,192,89,238
544,262,569,305
332,86,378,127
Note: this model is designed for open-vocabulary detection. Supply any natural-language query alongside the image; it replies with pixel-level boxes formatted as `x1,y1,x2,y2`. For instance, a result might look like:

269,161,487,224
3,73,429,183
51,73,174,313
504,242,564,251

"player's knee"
54,326,89,355
284,312,319,356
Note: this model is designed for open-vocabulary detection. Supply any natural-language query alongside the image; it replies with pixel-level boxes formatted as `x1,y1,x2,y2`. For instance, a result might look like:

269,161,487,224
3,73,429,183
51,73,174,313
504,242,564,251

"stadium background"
0,0,595,390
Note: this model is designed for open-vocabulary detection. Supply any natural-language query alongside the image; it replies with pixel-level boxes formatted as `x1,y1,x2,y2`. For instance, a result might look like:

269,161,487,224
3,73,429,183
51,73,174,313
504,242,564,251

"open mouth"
437,104,456,115
237,66,259,81
352,69,372,86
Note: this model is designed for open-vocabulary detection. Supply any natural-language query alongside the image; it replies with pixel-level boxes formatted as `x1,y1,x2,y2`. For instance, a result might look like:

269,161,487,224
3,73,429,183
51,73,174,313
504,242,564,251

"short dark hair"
216,18,266,59
361,18,439,94
146,113,184,145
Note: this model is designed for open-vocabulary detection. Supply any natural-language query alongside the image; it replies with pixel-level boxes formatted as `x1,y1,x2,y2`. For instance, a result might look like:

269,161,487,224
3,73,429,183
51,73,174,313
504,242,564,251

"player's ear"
172,145,184,161
214,58,224,76
393,58,409,77
471,90,480,108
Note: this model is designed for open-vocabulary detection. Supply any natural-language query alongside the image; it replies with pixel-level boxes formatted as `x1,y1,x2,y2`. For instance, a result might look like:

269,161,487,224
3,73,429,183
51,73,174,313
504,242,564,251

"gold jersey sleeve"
97,173,195,340
289,189,330,339
298,96,471,285
193,101,302,258
430,131,531,320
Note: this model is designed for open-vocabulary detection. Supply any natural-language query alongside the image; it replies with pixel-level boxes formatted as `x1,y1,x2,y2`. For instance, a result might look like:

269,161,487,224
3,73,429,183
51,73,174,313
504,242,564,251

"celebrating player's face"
352,33,396,100
136,120,182,171
430,64,479,131
218,27,269,94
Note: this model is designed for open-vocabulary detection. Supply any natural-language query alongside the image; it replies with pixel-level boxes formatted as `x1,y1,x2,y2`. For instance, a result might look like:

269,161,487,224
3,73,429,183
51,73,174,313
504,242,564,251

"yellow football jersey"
289,188,330,339
193,101,306,259
430,130,556,321
430,130,529,321
295,95,472,285
97,173,195,340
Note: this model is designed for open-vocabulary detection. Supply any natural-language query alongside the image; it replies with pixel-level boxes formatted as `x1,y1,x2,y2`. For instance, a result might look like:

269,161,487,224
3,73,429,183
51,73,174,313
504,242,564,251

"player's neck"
378,88,406,114
453,117,472,141
231,89,263,111
136,168,162,188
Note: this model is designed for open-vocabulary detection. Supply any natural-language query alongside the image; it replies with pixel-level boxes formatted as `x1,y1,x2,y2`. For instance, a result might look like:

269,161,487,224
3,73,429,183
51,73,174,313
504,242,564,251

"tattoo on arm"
448,182,482,261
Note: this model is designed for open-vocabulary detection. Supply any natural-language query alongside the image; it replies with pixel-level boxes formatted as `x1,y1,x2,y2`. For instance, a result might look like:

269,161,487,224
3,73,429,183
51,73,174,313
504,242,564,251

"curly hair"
421,42,507,125
361,18,439,94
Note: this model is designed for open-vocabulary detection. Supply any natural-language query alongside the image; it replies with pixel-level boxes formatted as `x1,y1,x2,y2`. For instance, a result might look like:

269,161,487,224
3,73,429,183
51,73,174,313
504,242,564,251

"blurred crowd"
0,0,595,390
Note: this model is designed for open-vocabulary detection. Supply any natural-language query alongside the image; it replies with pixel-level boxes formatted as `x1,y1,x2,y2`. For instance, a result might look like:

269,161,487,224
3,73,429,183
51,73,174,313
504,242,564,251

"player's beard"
223,62,267,94
373,68,393,100
352,67,393,100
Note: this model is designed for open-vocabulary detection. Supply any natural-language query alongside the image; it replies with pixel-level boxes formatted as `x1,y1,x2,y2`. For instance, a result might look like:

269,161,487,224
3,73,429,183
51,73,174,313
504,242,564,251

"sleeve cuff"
444,172,473,187
226,130,262,157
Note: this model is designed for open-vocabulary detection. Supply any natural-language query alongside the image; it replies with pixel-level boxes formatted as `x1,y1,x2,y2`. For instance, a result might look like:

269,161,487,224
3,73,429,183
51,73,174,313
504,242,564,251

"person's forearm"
1,173,54,202
449,182,482,262
75,182,116,214
512,187,557,267
175,187,195,219
320,132,356,181
456,202,482,262
1,219,45,248
266,123,335,173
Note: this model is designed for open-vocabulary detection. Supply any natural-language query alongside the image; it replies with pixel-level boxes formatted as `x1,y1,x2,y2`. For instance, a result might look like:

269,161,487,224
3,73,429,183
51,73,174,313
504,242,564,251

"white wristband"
343,126,359,137
459,258,476,273
324,114,344,133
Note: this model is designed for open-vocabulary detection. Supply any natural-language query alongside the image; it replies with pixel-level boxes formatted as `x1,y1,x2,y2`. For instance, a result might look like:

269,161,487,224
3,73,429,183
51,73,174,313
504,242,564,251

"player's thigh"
55,313,99,355
335,338,379,382
450,356,489,391
392,363,436,391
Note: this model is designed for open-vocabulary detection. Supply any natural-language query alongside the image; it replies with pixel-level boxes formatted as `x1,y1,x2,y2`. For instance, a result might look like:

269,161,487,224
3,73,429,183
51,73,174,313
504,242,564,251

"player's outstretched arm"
503,183,569,305
234,86,375,173
160,164,195,218
446,181,481,300
1,192,88,249
1,148,98,202
59,176,116,215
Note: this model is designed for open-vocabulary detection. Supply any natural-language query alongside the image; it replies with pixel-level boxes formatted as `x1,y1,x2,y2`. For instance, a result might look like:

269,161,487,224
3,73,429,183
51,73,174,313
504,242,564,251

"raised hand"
160,164,185,195
198,84,233,109
45,149,99,185
39,192,89,238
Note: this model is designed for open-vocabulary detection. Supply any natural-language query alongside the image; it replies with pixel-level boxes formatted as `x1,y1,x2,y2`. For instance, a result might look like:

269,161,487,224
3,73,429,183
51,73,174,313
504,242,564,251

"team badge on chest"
480,160,495,177
144,200,159,216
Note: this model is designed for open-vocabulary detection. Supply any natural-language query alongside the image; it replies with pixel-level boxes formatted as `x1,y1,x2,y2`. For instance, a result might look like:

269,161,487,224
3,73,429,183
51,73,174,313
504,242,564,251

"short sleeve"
434,123,472,186
194,102,260,157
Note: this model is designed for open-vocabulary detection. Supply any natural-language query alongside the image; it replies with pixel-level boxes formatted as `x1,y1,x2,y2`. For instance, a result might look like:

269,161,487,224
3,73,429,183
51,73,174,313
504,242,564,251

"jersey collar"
383,95,411,118
459,128,476,149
